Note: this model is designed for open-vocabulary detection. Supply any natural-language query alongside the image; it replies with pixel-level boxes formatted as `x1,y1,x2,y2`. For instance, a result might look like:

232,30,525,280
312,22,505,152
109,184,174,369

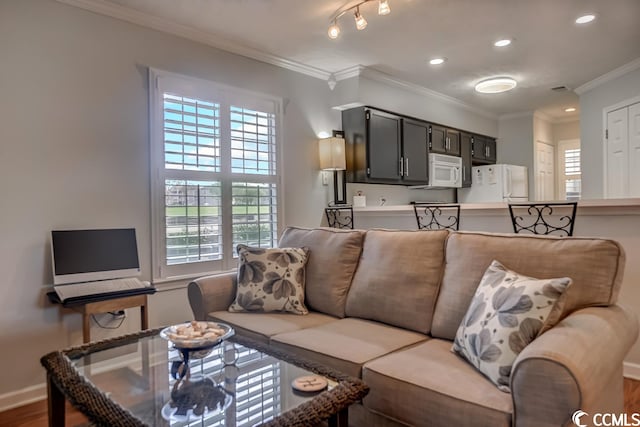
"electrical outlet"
322,171,329,186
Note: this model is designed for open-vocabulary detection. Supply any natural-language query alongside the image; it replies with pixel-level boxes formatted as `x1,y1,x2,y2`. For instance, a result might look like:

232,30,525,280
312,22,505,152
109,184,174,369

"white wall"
553,120,580,142
579,66,640,199
0,0,340,406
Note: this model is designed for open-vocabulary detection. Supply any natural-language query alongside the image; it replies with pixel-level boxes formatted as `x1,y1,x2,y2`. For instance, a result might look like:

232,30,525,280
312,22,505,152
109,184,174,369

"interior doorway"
535,141,555,201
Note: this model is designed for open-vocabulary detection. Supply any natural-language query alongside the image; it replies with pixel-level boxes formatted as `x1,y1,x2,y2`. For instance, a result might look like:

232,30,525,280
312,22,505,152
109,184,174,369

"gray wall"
579,67,640,199
497,114,535,198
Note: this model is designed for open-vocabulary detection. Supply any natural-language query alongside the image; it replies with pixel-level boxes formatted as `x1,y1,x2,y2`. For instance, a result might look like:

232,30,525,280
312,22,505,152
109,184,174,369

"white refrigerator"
458,164,529,203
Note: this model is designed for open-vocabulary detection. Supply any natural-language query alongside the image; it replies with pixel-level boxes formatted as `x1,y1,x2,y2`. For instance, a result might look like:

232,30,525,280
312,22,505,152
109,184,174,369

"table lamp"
318,137,347,205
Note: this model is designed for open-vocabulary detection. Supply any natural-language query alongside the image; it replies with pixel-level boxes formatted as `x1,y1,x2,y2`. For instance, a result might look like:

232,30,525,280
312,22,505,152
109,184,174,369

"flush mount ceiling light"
475,77,518,94
429,58,446,65
494,39,512,47
565,107,577,112
575,14,596,24
327,0,391,39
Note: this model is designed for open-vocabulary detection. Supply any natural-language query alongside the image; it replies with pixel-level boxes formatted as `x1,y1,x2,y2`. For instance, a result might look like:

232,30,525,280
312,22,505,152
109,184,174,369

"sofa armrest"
511,305,638,427
187,272,237,320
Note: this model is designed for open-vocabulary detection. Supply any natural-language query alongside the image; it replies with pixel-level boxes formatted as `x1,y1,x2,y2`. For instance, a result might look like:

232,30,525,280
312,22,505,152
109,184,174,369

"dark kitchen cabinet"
460,132,473,187
430,124,461,156
401,118,430,184
472,135,497,164
342,107,429,185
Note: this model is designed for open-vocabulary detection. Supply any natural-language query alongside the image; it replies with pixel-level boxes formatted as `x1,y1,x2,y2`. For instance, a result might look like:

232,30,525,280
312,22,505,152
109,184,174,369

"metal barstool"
413,204,460,230
508,202,578,236
325,206,354,229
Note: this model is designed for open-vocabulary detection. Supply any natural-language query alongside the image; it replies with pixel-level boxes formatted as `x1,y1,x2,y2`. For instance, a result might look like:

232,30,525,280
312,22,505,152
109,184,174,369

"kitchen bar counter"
353,198,640,215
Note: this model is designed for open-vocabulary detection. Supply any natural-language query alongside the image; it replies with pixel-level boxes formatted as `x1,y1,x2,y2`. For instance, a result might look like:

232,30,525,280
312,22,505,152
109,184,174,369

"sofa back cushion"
278,226,365,318
431,231,625,340
345,229,449,334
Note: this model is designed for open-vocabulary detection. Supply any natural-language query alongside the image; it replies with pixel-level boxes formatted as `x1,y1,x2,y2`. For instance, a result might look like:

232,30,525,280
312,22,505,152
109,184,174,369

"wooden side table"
47,290,154,343
79,294,149,343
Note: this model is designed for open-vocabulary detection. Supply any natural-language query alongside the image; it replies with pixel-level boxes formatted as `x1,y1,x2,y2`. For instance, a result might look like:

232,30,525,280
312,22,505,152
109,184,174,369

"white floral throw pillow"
452,260,572,392
229,245,310,315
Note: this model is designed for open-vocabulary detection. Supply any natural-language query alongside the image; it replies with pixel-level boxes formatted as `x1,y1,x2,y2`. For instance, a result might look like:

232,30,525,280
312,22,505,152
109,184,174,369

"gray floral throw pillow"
229,245,310,315
452,260,572,392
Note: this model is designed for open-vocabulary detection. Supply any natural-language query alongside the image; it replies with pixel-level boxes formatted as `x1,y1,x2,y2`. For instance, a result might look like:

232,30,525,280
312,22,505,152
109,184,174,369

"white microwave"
409,153,462,189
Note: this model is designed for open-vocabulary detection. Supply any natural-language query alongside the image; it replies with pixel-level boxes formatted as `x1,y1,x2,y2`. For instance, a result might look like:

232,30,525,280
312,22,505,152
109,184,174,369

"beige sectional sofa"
188,226,638,427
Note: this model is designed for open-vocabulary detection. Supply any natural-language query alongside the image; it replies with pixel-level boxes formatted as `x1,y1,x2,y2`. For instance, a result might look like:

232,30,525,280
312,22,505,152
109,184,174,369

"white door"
535,141,555,201
629,103,640,197
606,108,629,198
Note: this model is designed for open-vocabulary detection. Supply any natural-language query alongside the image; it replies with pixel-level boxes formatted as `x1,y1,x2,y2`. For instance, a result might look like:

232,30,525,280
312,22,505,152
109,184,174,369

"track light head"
328,21,340,39
354,7,367,30
378,0,391,15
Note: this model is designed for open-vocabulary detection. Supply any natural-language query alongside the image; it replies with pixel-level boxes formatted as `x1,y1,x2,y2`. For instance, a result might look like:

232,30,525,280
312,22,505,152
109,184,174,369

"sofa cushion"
452,260,572,392
208,311,338,344
278,226,365,318
432,231,625,340
345,229,449,334
270,318,428,378
363,339,512,427
229,245,309,315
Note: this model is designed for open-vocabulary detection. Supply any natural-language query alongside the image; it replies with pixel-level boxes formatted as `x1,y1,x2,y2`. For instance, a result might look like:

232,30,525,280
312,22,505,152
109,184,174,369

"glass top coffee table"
41,328,368,427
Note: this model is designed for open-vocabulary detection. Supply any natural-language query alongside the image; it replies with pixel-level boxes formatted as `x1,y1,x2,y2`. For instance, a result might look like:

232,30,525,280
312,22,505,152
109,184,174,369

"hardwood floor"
2,378,640,426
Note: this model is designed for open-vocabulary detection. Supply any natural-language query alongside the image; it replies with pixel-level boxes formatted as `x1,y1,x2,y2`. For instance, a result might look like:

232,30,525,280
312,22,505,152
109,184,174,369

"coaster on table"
291,375,328,392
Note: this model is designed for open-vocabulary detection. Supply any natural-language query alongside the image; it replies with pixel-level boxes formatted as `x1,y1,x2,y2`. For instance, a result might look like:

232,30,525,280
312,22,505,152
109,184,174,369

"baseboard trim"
624,362,640,380
0,383,46,412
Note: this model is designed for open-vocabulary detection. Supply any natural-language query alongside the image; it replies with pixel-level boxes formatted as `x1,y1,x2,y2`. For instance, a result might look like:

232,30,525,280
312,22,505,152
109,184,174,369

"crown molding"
552,116,580,124
334,65,365,81
55,0,331,80
533,110,554,122
575,57,640,95
357,67,498,120
498,111,534,121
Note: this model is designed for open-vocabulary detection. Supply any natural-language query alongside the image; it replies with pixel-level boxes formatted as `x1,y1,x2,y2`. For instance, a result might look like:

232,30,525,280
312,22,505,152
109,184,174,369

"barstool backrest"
413,204,460,230
325,207,354,229
508,202,578,236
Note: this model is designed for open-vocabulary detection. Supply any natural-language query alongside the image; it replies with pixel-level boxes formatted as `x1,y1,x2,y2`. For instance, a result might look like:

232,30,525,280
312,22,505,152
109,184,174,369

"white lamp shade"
318,137,346,170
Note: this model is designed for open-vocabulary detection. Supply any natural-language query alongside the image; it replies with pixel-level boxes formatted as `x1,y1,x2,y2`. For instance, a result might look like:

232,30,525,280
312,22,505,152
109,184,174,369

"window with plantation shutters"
558,140,581,201
150,69,282,280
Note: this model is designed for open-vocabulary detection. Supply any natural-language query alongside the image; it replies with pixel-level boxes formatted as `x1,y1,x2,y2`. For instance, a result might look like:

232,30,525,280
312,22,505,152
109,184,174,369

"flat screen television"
51,228,140,285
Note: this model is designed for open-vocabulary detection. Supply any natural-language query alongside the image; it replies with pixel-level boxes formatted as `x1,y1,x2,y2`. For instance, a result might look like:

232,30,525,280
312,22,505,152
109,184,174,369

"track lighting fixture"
327,0,391,39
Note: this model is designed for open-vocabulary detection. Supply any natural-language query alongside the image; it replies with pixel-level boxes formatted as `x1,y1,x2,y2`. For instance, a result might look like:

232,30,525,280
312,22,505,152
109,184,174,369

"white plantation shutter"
558,140,581,201
150,69,282,279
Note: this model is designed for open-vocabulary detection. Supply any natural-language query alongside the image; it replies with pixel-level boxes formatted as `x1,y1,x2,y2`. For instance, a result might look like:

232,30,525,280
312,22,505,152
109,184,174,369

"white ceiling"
72,0,640,121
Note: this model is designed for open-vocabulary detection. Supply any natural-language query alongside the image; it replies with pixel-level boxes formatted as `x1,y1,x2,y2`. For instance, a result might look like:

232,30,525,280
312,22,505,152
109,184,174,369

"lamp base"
332,170,347,205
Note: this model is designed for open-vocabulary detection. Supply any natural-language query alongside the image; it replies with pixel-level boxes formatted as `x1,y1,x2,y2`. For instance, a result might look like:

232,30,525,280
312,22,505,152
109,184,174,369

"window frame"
149,68,284,282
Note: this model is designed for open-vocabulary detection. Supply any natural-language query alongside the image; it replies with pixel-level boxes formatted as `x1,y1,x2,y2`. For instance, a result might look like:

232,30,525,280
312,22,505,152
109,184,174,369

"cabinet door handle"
405,158,409,177
399,157,404,176
487,146,491,158
463,166,466,181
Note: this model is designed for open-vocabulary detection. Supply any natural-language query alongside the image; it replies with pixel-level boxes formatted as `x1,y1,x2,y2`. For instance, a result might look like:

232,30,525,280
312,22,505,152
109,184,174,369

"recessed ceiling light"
475,77,517,94
494,39,512,47
565,107,577,113
429,58,446,65
575,14,596,24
